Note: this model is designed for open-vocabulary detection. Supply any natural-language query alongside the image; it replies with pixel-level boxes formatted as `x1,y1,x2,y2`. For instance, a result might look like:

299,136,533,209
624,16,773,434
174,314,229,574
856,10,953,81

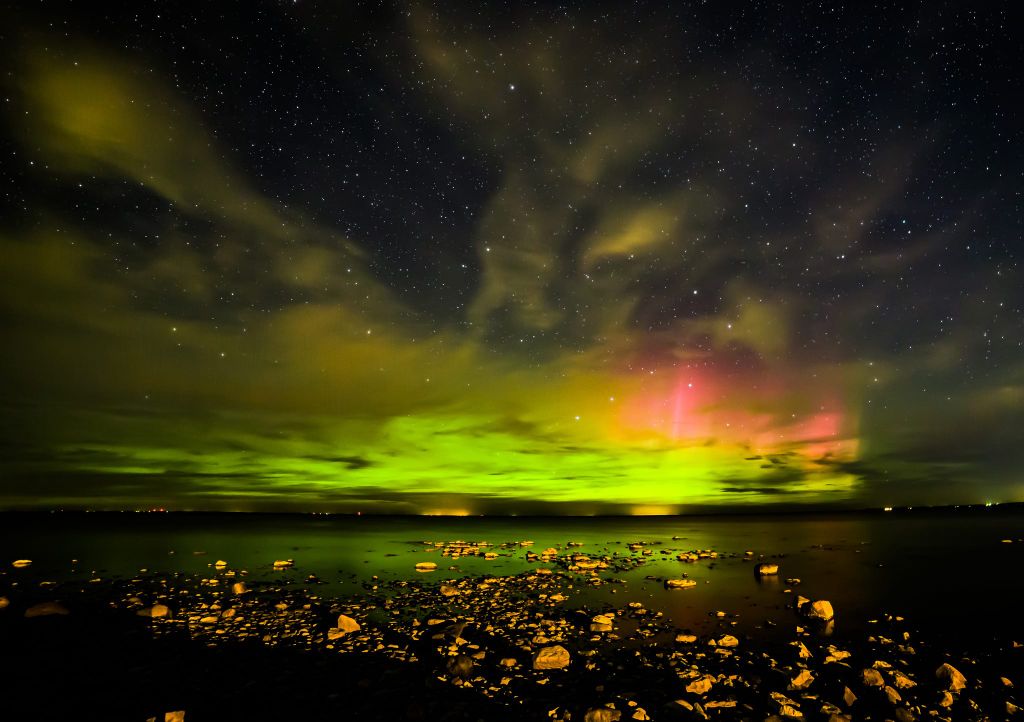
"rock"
336,614,360,634
415,562,438,572
272,559,294,569
790,669,814,690
231,582,247,595
439,584,460,597
779,704,803,718
446,654,474,678
675,633,698,643
891,671,916,689
149,598,171,618
533,645,571,670
631,708,651,720
590,614,614,632
584,708,622,722
861,668,885,687
842,686,857,707
24,601,69,618
756,563,779,575
935,663,966,692
12,559,32,568
214,560,227,568
164,712,186,722
0,596,10,610
792,641,812,659
716,634,739,648
665,579,697,589
685,675,715,695
937,690,954,708
882,685,902,704
199,615,219,624
804,600,834,622
499,657,518,667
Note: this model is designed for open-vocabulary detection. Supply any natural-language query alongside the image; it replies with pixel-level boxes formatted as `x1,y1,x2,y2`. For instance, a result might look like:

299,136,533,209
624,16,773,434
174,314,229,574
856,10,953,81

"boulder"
935,663,966,692
336,614,360,634
860,668,884,687
790,669,814,690
144,603,170,618
533,645,571,670
804,600,834,622
24,601,69,618
446,654,474,678
685,675,715,695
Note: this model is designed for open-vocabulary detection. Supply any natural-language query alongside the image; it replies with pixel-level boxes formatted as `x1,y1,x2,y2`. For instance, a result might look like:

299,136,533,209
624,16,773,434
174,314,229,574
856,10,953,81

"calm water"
2,511,1023,644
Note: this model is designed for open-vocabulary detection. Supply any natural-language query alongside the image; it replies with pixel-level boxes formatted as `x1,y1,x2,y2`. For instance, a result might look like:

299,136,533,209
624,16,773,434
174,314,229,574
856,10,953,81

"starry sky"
0,1,1021,514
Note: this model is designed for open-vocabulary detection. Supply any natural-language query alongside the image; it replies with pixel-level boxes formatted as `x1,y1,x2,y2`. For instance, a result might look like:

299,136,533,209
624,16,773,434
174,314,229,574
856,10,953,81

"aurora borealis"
0,2,1020,513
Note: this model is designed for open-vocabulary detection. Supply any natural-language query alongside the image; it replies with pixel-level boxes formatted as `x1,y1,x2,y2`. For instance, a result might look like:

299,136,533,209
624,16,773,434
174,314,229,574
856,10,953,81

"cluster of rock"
3,546,1021,721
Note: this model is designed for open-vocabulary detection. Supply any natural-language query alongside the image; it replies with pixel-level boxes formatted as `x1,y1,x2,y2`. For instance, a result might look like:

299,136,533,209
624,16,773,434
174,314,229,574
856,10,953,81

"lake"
3,510,1022,648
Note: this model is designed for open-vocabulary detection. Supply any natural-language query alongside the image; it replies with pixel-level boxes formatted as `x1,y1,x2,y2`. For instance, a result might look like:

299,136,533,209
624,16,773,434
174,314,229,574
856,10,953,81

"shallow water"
2,510,1022,645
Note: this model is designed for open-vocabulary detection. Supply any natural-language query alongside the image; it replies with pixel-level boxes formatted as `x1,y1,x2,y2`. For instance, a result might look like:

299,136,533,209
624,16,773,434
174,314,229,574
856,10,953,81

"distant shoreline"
1,502,1022,519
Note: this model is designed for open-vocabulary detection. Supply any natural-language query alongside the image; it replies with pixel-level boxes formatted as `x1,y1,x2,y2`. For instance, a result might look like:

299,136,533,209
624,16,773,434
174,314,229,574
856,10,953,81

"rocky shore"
2,541,1022,721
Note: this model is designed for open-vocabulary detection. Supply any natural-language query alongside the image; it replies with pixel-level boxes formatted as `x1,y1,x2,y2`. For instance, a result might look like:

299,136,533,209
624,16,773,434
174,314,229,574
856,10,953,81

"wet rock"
665,579,697,589
935,662,966,692
24,601,69,618
214,560,227,569
415,562,437,572
675,633,698,644
803,600,834,622
937,690,954,708
715,634,739,648
584,707,621,722
842,686,857,707
138,603,170,618
439,584,460,597
12,559,32,568
0,596,9,610
272,559,294,569
532,645,570,670
882,685,902,704
756,563,779,575
231,582,247,595
590,614,614,632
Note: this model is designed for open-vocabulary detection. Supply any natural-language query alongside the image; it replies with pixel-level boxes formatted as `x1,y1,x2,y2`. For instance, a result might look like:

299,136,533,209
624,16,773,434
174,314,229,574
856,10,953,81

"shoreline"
3,560,1022,721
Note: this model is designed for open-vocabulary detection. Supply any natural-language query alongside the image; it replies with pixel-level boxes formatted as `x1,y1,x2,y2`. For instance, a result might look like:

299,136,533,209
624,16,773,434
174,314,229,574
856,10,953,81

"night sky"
1,1,1020,513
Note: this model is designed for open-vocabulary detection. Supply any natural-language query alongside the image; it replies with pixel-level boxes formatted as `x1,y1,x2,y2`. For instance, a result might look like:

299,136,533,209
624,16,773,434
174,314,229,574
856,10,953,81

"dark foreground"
2,552,1022,722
